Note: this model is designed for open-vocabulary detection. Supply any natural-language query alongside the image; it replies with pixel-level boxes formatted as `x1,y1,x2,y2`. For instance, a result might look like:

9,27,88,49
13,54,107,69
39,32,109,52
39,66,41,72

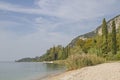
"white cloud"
0,1,48,15
0,0,119,21
0,0,120,61
35,0,120,20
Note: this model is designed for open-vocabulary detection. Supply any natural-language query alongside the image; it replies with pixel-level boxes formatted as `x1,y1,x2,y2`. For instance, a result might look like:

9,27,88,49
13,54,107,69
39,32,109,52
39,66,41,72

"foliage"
111,21,117,54
114,51,120,60
75,39,85,47
38,45,71,61
65,54,106,70
82,38,93,53
102,18,108,54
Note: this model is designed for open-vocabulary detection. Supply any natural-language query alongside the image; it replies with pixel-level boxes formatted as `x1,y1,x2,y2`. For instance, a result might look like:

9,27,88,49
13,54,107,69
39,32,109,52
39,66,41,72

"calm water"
0,62,66,80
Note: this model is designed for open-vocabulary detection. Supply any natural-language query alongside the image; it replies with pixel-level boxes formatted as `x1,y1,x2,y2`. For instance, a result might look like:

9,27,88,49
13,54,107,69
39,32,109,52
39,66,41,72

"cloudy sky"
0,0,120,61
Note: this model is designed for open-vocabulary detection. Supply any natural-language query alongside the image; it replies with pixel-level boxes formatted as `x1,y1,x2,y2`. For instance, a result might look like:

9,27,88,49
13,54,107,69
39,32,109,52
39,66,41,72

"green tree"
53,46,56,54
102,18,108,54
82,38,93,53
66,46,69,58
111,21,117,54
75,39,85,47
118,25,120,33
62,47,66,59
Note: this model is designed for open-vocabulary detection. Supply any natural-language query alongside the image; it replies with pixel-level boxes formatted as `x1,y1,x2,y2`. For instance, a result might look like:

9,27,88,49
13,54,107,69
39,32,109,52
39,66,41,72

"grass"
65,53,106,70
53,60,66,65
53,52,120,71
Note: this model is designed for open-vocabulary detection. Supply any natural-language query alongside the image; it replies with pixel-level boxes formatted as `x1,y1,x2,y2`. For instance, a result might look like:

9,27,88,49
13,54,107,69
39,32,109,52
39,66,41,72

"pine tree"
66,46,69,58
62,47,67,59
118,25,120,34
102,18,108,54
53,46,58,60
53,46,56,54
111,21,117,54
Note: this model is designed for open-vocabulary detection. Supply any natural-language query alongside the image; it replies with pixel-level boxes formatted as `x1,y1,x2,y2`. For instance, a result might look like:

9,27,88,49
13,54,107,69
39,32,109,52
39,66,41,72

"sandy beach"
41,62,120,80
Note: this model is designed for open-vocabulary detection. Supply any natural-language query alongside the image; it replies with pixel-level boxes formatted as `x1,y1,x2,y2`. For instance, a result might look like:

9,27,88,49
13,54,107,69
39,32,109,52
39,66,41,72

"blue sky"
0,0,120,61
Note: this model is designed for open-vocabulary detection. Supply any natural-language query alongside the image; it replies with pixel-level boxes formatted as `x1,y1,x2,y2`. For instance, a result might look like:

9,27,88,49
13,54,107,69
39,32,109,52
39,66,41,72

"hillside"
16,14,120,62
69,14,120,47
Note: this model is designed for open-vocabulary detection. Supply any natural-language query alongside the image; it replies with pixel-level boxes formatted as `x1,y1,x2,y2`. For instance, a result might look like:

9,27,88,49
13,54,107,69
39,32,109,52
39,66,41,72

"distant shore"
40,62,120,80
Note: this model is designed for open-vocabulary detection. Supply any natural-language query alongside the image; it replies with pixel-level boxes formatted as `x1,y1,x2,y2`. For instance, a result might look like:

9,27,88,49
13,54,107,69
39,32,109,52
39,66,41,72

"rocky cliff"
69,14,120,47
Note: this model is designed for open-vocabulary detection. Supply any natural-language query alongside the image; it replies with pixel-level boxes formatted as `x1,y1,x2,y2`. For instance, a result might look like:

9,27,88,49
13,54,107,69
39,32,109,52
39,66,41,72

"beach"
41,62,120,80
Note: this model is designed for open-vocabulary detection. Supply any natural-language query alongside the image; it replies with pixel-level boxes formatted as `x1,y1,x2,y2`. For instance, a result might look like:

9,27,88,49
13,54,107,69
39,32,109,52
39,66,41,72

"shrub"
114,52,120,60
65,54,106,70
106,51,120,60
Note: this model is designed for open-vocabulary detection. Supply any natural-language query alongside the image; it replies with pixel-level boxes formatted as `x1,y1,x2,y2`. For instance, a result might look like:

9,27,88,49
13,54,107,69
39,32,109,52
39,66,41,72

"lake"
0,62,66,80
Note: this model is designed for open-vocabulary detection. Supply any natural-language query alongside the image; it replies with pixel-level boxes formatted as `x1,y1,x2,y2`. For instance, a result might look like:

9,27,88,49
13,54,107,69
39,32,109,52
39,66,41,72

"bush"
114,52,120,60
65,54,106,70
106,51,120,60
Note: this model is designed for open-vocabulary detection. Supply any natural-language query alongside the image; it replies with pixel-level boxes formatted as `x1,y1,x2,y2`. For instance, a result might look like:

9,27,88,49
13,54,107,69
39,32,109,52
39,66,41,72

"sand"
41,62,120,80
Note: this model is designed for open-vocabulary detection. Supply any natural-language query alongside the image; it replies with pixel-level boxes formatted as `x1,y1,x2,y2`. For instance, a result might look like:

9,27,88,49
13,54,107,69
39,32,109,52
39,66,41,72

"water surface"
0,62,66,80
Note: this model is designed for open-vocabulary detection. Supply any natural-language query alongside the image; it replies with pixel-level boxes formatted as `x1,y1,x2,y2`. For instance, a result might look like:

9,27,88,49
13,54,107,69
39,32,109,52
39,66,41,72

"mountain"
69,14,120,47
16,14,120,62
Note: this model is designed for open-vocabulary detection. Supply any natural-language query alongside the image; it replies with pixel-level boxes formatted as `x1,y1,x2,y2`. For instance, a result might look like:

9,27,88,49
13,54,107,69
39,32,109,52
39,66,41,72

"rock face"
69,14,120,47
97,15,120,35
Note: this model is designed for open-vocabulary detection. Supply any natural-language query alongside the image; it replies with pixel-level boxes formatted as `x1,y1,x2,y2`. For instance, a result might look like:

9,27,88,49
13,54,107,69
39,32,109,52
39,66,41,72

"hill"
69,15,120,47
16,14,120,62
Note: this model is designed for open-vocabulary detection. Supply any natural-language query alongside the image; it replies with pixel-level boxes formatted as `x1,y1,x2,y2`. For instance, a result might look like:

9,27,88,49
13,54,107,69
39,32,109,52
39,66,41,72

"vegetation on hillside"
17,18,120,70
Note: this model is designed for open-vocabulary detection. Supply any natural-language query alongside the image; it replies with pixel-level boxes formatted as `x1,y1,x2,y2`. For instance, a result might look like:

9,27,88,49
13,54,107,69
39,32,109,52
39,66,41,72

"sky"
0,0,120,61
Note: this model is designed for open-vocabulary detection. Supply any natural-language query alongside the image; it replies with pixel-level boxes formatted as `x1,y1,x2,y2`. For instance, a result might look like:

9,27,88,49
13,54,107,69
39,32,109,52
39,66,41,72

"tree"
82,38,93,53
118,25,120,33
66,46,69,58
111,21,117,54
54,53,58,60
53,46,56,54
102,18,108,54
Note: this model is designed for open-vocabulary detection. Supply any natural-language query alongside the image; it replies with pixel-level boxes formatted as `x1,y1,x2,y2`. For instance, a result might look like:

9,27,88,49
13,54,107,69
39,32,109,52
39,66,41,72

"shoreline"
35,70,67,80
40,62,120,80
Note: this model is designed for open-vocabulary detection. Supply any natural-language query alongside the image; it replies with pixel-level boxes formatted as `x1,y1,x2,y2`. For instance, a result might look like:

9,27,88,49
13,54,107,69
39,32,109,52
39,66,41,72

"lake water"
0,62,66,80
